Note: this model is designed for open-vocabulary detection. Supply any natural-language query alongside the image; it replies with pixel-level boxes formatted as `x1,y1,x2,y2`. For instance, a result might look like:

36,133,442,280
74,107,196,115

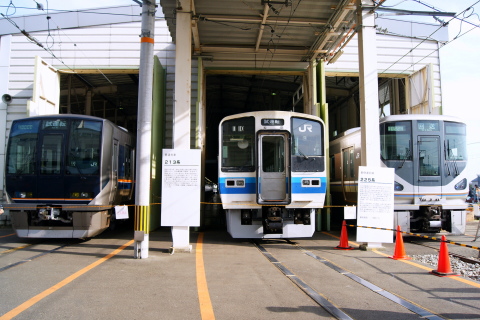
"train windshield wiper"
445,140,459,177
398,145,410,168
298,149,309,160
69,151,85,176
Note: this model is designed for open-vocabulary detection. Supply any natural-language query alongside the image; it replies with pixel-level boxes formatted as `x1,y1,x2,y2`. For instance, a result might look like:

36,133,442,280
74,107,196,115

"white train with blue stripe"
329,114,469,234
218,111,326,238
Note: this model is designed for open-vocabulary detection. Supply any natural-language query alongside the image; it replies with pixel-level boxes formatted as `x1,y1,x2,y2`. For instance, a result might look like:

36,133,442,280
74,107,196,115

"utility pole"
134,0,156,259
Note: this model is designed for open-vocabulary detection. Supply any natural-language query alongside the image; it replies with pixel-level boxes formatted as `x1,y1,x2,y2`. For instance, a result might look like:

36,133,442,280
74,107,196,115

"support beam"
317,59,330,232
357,0,382,249
171,0,193,252
357,0,380,168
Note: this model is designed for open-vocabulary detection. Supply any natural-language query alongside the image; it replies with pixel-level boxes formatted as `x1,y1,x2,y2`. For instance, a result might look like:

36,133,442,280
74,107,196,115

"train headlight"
71,192,93,199
15,191,33,198
454,178,467,190
394,181,404,191
225,179,245,187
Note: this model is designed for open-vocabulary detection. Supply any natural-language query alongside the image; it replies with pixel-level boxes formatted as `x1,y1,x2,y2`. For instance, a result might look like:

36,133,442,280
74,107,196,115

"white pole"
357,0,382,249
134,0,156,259
171,0,193,252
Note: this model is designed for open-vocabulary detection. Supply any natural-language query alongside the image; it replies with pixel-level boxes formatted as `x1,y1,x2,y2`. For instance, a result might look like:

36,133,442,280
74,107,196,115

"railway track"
254,239,446,320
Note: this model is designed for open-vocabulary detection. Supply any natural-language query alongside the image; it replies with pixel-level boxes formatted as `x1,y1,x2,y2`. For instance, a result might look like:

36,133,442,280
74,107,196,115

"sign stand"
356,166,395,249
161,149,201,253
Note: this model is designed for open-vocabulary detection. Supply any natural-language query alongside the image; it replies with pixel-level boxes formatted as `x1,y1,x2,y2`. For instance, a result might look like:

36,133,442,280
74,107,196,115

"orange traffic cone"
335,220,353,250
430,235,459,277
389,225,411,260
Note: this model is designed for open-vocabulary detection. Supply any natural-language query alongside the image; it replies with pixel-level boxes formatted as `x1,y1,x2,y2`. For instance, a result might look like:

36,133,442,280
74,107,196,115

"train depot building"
0,1,466,254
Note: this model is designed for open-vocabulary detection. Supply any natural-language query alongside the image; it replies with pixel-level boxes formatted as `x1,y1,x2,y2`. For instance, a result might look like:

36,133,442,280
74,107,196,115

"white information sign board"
344,206,357,220
161,149,201,226
115,205,129,220
356,166,394,243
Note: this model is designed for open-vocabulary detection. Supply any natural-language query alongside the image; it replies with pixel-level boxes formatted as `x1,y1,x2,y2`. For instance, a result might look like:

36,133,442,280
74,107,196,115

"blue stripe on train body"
219,177,326,195
291,177,327,194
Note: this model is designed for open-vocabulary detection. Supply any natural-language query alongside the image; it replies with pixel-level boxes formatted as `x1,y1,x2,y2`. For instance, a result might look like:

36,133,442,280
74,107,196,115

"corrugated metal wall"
0,18,199,197
326,33,442,114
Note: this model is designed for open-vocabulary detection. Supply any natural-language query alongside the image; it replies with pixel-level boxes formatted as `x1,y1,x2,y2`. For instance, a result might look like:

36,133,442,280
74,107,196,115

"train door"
37,132,65,199
257,133,290,203
110,140,119,204
342,146,356,202
416,135,441,196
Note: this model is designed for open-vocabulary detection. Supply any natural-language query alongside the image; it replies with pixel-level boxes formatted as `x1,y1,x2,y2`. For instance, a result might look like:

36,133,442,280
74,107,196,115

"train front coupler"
36,206,72,224
262,206,283,234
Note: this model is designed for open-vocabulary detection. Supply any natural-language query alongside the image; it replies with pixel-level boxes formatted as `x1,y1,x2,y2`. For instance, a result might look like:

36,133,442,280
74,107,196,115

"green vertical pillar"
317,59,331,231
150,56,166,230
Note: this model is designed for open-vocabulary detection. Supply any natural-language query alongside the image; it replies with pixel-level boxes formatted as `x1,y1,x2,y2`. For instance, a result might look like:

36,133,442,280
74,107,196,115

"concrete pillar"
171,0,193,252
357,0,382,249
357,0,380,168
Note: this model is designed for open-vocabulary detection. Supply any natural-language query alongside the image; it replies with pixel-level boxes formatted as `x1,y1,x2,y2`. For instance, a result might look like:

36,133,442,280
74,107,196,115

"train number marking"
165,160,181,165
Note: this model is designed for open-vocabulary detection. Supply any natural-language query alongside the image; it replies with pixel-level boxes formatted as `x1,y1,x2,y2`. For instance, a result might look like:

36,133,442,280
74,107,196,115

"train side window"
342,150,349,178
349,149,354,178
124,145,133,179
329,155,335,180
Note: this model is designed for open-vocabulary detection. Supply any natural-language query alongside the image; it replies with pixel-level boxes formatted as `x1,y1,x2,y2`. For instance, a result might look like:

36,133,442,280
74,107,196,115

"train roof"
380,114,466,124
220,110,324,123
12,114,130,133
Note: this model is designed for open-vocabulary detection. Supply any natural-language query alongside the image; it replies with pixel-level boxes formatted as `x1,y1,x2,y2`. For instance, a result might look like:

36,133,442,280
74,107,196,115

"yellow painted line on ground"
196,232,215,320
372,248,480,288
0,233,16,239
0,243,33,255
322,231,480,288
322,231,361,247
0,239,134,320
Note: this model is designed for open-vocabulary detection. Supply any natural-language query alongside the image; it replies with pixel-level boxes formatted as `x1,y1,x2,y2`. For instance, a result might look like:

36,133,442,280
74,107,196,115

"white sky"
3,0,480,178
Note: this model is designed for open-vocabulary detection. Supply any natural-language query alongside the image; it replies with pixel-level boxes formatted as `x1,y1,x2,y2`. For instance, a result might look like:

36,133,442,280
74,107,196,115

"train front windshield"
221,117,256,172
380,119,467,163
7,119,102,176
444,122,467,161
380,121,412,161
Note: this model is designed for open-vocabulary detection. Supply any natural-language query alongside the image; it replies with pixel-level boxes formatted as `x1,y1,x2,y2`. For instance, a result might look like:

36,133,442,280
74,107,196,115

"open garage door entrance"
327,75,407,140
203,73,305,185
58,70,139,133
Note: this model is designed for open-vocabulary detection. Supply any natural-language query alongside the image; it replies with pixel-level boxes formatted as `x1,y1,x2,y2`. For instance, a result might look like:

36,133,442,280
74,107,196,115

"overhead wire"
378,0,480,78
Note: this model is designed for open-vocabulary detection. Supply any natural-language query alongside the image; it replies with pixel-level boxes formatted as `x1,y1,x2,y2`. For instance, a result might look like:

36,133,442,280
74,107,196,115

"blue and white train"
3,114,135,238
218,111,326,238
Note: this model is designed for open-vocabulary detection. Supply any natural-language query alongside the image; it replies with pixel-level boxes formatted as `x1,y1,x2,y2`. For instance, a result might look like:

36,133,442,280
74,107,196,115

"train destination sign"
356,166,394,244
261,118,284,126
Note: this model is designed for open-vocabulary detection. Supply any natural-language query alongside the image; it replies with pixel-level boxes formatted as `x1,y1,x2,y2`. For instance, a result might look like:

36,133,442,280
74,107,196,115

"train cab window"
291,117,324,172
221,117,255,172
380,121,412,160
6,120,40,174
123,145,134,179
66,120,102,175
444,122,467,161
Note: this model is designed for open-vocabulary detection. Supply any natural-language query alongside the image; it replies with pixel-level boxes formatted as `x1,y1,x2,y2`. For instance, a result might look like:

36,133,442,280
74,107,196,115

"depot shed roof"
159,0,358,67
